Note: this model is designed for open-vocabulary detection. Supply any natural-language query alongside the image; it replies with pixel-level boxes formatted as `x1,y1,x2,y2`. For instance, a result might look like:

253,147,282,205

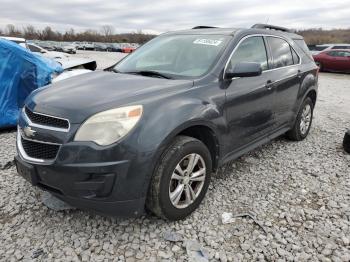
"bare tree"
63,28,75,41
23,25,37,39
101,25,115,41
6,24,21,36
0,23,156,43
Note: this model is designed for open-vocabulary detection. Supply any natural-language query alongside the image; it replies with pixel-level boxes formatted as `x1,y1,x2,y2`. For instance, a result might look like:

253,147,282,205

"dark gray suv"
15,24,318,220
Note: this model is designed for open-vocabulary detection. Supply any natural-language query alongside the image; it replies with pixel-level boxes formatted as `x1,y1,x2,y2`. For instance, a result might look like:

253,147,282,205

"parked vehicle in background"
5,37,97,73
62,44,77,54
15,24,318,220
94,43,108,52
53,44,64,52
309,43,350,55
0,36,28,49
106,43,122,52
28,43,69,59
76,42,85,50
122,46,136,53
0,38,96,128
313,49,350,73
0,38,62,128
37,42,56,51
83,42,95,50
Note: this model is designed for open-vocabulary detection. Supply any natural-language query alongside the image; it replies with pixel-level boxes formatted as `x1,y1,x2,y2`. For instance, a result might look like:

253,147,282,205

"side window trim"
263,36,274,70
224,35,269,73
223,34,302,79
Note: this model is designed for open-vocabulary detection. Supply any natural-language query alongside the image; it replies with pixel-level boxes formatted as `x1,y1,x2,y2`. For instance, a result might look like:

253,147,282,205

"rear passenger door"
266,36,302,128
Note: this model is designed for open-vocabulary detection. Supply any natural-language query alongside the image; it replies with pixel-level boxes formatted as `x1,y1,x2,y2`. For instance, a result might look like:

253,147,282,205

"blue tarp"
0,39,63,129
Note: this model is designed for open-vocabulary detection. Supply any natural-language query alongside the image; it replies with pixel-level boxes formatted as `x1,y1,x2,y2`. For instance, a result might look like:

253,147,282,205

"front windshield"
114,34,231,78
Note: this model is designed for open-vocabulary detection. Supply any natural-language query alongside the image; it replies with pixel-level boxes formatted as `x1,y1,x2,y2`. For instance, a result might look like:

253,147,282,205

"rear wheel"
287,97,314,141
146,136,212,220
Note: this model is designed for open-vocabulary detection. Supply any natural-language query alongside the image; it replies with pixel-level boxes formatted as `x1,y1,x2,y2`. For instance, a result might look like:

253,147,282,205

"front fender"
138,97,225,152
135,95,225,195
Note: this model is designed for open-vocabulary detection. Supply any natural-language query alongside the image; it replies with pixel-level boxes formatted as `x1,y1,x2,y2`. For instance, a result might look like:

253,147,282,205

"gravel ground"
0,71,349,261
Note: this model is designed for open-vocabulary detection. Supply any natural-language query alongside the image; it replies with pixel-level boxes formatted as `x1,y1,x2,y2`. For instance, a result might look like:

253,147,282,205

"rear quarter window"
267,37,294,68
294,39,314,60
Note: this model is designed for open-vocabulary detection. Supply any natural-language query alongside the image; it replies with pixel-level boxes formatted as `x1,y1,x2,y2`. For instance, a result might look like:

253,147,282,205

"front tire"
287,97,314,141
146,136,212,220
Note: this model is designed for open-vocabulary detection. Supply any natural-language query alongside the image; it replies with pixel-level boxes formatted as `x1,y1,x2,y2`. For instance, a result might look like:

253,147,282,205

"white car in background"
62,44,77,54
1,36,97,82
309,43,350,55
0,36,28,49
27,43,69,59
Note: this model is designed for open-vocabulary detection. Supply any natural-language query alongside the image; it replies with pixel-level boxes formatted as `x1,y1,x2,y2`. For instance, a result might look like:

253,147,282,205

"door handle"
265,80,274,90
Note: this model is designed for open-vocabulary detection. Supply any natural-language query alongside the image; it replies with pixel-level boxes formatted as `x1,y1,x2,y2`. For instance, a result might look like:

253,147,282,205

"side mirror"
225,62,262,79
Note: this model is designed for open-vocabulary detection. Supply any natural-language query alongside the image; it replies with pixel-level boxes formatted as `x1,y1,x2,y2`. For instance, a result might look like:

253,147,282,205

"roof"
0,36,26,43
163,26,303,40
164,28,240,36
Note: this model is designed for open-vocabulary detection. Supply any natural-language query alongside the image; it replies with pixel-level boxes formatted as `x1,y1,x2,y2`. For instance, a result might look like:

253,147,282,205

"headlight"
74,105,143,146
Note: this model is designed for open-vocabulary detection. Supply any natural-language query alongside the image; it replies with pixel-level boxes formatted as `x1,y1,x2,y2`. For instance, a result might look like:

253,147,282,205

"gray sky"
0,0,349,34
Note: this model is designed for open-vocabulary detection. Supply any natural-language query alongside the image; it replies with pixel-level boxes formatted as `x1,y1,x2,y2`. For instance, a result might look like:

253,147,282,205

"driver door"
224,36,276,152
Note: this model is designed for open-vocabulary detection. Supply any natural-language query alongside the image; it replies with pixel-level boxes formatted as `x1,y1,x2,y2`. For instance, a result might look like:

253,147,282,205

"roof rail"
192,26,218,29
251,24,293,33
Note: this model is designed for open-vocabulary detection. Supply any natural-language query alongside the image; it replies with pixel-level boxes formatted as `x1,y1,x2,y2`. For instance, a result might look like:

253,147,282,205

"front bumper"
15,154,146,217
16,107,158,217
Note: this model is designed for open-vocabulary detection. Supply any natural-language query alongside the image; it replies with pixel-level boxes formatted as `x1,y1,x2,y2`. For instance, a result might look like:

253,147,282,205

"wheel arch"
156,121,221,172
305,89,317,107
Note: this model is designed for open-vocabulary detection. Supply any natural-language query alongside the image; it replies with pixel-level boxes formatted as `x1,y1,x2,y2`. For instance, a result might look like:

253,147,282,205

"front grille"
25,107,69,130
21,137,60,160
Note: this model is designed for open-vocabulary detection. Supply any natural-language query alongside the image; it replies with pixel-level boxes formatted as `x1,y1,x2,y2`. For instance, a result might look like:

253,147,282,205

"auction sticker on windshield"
193,39,223,46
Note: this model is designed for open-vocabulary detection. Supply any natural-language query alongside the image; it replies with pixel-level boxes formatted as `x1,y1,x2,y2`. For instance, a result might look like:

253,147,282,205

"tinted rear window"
294,39,314,60
267,37,293,68
295,40,312,52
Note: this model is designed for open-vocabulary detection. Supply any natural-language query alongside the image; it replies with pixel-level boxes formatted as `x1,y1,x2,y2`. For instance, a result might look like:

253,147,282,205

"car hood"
43,51,69,59
56,57,97,71
27,71,193,123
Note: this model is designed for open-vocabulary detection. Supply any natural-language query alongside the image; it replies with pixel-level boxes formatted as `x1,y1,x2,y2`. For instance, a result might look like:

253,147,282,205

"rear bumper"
14,155,146,217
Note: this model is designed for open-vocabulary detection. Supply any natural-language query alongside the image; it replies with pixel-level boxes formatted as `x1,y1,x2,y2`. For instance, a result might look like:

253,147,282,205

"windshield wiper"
123,70,172,79
112,68,121,73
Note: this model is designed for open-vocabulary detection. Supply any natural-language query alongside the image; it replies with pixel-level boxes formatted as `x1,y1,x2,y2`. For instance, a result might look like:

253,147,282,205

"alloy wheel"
169,153,206,209
300,104,312,135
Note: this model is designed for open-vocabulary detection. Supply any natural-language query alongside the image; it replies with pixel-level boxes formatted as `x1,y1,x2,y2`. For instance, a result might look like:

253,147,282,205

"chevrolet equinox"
15,24,318,220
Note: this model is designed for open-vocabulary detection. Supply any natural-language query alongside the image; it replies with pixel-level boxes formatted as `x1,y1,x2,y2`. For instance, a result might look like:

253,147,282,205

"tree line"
1,24,349,45
296,28,350,45
0,24,155,44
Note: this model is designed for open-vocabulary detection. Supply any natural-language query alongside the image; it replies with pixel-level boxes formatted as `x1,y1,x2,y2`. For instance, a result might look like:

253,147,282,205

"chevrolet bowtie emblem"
23,126,36,138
